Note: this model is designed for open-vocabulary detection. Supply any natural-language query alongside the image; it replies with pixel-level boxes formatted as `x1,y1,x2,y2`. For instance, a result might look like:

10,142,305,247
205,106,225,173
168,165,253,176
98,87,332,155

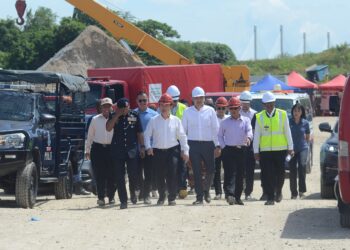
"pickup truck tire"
320,177,335,199
54,161,73,200
15,162,38,208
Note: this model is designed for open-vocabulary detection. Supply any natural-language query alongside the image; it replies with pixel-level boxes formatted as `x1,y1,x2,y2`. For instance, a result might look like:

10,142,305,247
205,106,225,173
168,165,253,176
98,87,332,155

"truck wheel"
15,162,38,208
54,161,73,200
320,177,335,199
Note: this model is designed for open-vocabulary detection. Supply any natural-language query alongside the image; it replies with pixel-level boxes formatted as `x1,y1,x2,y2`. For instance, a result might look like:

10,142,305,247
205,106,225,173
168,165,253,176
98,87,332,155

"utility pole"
327,32,330,49
280,25,284,57
254,25,257,61
303,32,306,54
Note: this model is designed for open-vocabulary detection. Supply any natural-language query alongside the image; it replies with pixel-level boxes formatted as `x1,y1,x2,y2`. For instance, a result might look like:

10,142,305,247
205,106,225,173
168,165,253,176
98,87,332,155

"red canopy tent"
319,75,347,91
287,71,318,89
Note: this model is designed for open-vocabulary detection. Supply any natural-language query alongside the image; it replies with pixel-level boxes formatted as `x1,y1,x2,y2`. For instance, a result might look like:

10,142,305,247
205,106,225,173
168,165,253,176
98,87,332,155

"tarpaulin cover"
0,69,89,92
251,74,298,92
287,71,318,89
88,64,224,107
319,74,347,91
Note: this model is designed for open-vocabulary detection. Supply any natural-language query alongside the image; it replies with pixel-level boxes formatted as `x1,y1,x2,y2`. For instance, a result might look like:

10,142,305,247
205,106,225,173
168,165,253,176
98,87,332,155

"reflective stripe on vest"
256,109,288,152
175,102,186,119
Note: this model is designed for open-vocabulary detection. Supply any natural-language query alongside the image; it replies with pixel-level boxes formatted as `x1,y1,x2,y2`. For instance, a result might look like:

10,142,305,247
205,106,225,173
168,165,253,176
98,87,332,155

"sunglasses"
229,107,240,110
138,99,148,103
217,107,226,110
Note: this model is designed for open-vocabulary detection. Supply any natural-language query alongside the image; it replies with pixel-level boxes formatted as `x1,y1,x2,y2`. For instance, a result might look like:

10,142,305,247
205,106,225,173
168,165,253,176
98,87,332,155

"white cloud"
250,0,298,22
148,0,190,5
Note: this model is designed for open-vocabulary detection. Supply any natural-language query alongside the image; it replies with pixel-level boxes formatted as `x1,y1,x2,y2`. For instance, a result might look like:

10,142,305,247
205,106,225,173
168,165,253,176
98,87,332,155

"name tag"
128,117,137,122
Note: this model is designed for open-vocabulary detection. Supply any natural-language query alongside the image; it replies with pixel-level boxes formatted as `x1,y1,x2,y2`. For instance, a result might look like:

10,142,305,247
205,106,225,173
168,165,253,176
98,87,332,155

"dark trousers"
90,143,116,200
137,154,153,199
244,146,255,196
289,149,308,196
260,150,287,201
177,157,188,190
214,156,223,195
222,146,246,199
188,141,215,201
153,146,179,202
112,151,138,204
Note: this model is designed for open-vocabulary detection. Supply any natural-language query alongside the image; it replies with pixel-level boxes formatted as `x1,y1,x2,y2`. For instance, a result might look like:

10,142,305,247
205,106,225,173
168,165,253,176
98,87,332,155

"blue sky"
2,0,350,60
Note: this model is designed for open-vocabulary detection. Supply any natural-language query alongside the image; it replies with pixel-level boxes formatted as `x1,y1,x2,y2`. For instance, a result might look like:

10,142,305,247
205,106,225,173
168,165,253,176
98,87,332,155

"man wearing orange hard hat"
213,97,229,200
218,96,253,205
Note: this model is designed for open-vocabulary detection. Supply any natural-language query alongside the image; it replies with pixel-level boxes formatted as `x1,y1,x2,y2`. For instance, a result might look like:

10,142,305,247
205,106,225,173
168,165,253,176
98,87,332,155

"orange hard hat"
228,96,241,107
215,97,228,107
159,93,173,104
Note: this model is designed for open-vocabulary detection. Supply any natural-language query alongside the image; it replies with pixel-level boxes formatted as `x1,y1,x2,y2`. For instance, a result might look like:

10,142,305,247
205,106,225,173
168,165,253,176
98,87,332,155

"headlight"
326,144,338,153
0,133,26,149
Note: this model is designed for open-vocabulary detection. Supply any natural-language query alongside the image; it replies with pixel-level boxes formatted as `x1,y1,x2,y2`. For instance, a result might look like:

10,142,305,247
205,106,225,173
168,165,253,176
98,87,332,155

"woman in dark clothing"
289,103,310,199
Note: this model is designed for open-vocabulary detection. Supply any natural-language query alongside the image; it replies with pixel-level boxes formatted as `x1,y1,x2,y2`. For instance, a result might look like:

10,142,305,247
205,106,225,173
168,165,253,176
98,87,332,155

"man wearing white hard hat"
239,91,257,200
166,85,188,195
182,86,220,205
253,92,294,205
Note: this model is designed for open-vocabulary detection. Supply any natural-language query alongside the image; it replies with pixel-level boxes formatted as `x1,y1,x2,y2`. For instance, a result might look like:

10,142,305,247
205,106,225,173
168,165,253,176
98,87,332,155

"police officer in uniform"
106,98,145,209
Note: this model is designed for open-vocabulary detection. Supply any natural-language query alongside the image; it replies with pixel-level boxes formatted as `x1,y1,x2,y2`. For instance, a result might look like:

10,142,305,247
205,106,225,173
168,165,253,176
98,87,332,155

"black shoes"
264,200,275,205
291,195,298,200
74,183,91,195
204,191,211,203
120,202,128,209
260,193,268,201
97,199,105,207
227,196,234,205
130,194,137,205
275,193,283,203
168,200,176,206
109,198,115,204
157,199,165,205
235,199,244,205
193,200,204,205
144,197,152,205
214,194,222,200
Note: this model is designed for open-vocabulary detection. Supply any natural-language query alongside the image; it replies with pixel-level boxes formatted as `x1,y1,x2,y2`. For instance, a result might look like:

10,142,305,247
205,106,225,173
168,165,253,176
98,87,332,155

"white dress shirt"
144,114,189,155
182,105,220,146
85,114,114,153
253,108,293,153
240,108,257,121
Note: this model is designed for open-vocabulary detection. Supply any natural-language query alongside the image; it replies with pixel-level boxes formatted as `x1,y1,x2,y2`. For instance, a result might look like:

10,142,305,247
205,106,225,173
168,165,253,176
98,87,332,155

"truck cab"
85,77,129,115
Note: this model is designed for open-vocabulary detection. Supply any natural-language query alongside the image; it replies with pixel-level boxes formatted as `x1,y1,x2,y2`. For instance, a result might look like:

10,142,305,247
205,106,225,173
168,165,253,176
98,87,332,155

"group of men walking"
86,84,295,209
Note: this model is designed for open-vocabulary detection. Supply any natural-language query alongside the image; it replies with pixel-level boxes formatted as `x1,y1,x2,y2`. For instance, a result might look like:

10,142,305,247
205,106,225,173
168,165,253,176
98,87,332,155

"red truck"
336,76,350,227
87,64,224,109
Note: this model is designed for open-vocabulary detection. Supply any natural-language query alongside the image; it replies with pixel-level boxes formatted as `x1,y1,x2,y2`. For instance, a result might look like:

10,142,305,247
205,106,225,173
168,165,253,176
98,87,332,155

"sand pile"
38,25,144,76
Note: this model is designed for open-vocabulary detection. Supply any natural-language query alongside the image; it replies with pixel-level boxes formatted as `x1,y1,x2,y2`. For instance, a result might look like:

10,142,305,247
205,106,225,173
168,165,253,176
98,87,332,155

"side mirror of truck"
319,122,332,133
40,113,56,124
107,89,116,103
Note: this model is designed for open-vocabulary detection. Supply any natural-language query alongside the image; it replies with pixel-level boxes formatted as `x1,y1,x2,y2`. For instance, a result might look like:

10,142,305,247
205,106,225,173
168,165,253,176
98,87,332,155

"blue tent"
251,74,298,92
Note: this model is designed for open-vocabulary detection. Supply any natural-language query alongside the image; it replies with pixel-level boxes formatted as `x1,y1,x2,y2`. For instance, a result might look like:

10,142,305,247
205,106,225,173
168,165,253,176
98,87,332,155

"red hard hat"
228,96,241,107
215,97,228,107
159,93,173,104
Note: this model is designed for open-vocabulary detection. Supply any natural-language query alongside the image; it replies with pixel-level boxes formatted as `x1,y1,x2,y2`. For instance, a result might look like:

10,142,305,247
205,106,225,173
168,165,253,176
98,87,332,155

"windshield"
251,98,294,117
0,92,33,121
85,84,102,108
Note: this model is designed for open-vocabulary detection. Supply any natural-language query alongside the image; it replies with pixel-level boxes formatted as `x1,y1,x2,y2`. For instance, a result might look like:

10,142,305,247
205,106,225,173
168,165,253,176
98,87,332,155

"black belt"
188,140,212,143
154,145,178,152
92,142,111,148
225,145,247,149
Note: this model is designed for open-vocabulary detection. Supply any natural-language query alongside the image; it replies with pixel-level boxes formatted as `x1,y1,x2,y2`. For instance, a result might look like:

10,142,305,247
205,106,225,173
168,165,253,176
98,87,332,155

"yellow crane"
15,0,250,91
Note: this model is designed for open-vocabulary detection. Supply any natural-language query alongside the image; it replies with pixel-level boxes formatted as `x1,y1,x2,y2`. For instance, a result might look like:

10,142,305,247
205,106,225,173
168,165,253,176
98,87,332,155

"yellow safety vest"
175,102,187,119
256,108,288,152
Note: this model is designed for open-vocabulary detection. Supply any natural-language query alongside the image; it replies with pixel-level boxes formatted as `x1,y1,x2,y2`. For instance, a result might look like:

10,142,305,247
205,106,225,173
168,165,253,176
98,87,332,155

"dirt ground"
1,116,349,250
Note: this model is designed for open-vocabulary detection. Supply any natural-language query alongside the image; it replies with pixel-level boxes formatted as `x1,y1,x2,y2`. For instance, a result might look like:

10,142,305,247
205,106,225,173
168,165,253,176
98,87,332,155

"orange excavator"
15,0,250,92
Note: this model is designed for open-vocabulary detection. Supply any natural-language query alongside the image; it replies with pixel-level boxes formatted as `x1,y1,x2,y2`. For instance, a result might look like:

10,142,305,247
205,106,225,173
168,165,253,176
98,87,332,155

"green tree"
24,7,57,31
192,42,236,64
54,17,86,50
134,19,180,40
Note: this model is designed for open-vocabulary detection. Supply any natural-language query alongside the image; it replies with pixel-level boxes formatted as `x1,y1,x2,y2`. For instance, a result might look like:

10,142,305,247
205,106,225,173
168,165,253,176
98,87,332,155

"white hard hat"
262,92,276,103
239,91,252,103
166,85,180,100
192,86,205,98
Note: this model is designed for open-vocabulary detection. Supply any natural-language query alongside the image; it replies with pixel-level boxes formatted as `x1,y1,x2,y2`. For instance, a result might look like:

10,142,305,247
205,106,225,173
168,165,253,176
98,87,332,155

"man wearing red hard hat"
218,96,253,205
213,97,229,200
144,93,189,206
